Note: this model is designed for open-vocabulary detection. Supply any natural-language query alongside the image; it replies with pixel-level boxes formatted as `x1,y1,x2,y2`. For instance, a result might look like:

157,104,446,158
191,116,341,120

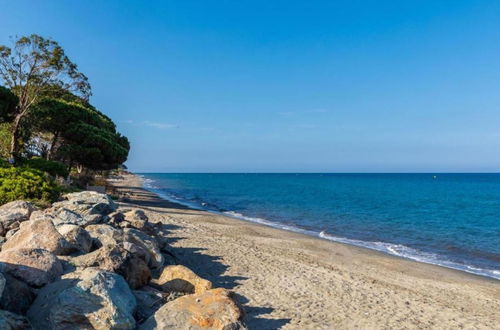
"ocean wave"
139,176,500,281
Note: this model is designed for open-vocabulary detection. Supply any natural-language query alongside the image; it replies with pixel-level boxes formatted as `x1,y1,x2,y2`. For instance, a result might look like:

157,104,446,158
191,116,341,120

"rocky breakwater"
0,191,247,330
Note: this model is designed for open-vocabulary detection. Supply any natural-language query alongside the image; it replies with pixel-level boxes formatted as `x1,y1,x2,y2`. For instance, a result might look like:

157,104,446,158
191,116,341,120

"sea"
138,173,500,280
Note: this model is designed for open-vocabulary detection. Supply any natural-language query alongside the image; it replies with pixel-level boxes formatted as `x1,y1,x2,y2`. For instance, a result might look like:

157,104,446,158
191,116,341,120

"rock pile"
0,191,246,329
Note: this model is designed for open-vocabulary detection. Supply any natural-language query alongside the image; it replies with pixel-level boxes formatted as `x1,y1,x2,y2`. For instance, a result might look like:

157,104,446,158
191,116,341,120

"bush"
0,167,61,205
0,159,10,168
20,157,69,178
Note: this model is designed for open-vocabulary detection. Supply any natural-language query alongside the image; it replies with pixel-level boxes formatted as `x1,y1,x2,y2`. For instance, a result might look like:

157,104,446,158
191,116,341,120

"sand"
109,173,500,329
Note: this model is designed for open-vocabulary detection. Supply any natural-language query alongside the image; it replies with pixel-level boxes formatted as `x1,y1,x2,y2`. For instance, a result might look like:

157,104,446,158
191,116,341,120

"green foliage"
0,159,10,168
20,157,69,178
0,123,11,158
0,86,18,122
0,167,61,205
58,122,130,170
30,96,130,171
0,34,92,155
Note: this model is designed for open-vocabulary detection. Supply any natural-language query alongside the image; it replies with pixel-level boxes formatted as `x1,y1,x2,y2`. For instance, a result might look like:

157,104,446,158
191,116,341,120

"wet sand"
109,173,500,329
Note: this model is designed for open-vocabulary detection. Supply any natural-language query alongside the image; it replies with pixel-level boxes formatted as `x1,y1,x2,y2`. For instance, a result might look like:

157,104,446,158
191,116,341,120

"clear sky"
1,1,500,172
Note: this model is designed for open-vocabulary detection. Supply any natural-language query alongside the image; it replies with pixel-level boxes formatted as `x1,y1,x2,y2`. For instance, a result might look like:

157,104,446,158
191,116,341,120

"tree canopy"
0,86,18,122
0,34,91,156
29,96,129,170
0,35,129,172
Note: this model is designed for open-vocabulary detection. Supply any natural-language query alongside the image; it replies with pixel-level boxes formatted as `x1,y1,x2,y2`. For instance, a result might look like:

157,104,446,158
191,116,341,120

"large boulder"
70,244,151,289
53,191,117,217
139,288,246,330
0,201,37,235
0,273,36,315
28,268,136,329
0,272,5,297
86,224,124,248
123,228,164,269
153,265,212,294
49,208,102,227
55,224,93,254
121,209,154,232
0,310,32,330
133,286,186,323
1,219,72,255
0,248,62,287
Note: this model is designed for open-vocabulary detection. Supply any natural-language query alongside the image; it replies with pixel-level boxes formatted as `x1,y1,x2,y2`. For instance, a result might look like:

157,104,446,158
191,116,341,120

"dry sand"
109,173,500,329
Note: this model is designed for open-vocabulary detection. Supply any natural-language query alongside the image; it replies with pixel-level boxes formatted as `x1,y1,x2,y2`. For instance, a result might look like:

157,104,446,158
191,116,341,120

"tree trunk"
9,114,22,159
47,132,59,160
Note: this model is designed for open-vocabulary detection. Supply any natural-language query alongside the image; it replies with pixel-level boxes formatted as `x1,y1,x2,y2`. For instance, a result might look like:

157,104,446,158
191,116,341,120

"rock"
139,288,246,330
49,208,103,227
0,248,62,287
108,211,125,227
133,286,186,323
123,228,164,269
86,224,124,248
70,244,151,289
56,224,93,253
28,210,48,222
121,241,151,265
0,201,37,234
4,229,18,240
56,191,117,216
153,265,212,294
0,272,5,297
0,273,36,315
0,310,32,329
2,219,72,255
123,209,151,231
28,268,136,329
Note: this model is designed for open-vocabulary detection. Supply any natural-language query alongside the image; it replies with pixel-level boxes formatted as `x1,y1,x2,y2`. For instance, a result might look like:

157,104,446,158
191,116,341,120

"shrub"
20,157,69,178
0,167,61,205
0,159,10,168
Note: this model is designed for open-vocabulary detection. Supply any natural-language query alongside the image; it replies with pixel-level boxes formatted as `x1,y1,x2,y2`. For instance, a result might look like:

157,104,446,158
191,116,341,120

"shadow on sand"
114,183,292,329
166,243,291,329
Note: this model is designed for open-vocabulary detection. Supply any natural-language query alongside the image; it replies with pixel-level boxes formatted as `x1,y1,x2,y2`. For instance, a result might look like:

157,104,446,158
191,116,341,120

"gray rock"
28,268,136,329
50,208,103,227
0,273,36,315
0,272,5,297
123,228,164,269
0,201,37,234
0,310,32,329
56,224,93,253
0,248,63,287
86,224,124,248
57,191,117,216
70,244,151,289
2,219,72,255
133,286,185,323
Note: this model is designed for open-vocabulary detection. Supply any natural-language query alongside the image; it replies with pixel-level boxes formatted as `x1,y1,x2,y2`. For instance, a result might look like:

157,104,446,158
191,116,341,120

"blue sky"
1,0,500,172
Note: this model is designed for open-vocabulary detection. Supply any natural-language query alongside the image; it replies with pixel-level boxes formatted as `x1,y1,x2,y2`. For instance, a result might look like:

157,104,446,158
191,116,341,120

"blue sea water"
139,173,500,280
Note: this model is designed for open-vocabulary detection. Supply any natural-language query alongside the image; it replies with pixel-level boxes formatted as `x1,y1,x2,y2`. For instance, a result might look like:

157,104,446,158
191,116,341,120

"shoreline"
138,173,500,281
110,172,500,329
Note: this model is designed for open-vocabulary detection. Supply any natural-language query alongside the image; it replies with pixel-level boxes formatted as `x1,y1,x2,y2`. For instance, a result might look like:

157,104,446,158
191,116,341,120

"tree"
58,121,130,171
30,96,119,159
0,35,91,158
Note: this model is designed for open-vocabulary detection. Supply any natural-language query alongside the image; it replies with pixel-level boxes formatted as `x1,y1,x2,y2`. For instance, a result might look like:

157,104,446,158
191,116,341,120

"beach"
110,173,500,329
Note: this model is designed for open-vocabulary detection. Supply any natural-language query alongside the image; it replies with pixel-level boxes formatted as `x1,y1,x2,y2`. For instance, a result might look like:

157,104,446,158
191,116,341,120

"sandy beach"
110,173,500,329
